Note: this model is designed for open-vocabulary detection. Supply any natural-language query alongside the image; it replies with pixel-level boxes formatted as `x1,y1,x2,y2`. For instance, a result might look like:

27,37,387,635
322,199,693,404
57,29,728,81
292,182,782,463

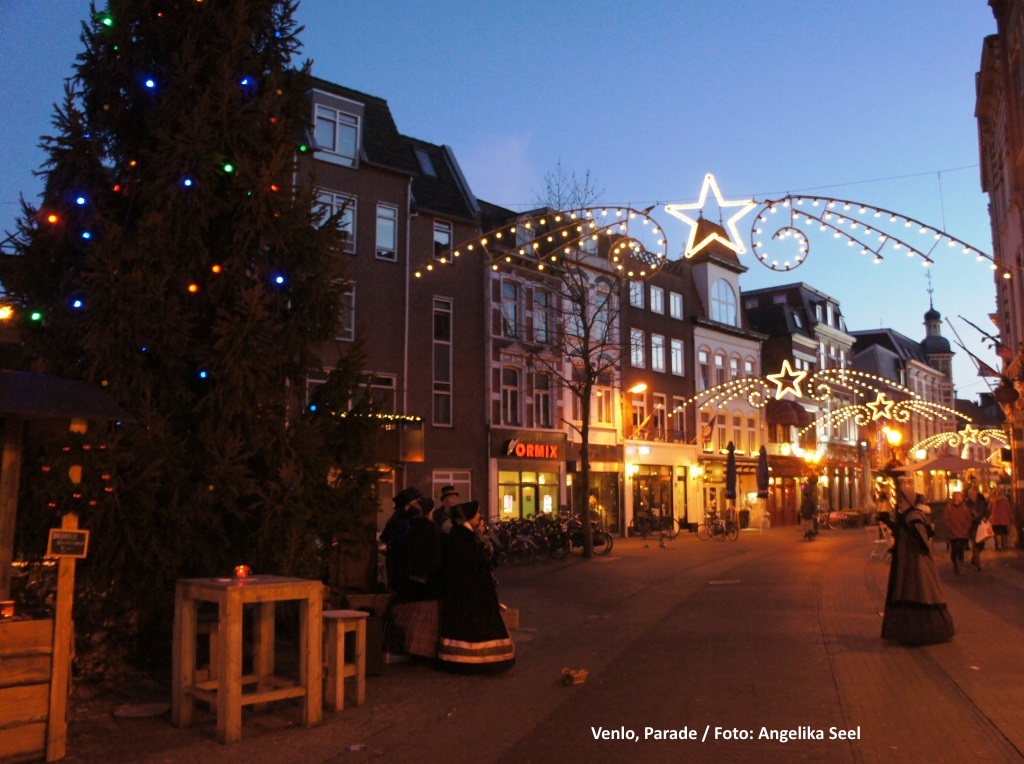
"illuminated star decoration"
664,173,757,258
766,359,808,400
959,423,980,444
866,392,895,421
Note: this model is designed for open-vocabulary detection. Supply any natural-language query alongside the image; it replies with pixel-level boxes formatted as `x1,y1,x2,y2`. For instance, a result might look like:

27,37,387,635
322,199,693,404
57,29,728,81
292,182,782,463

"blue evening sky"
0,1,1001,396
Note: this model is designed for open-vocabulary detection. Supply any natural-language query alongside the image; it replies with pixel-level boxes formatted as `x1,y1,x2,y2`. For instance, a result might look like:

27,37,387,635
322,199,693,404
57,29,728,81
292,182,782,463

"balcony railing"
625,425,688,444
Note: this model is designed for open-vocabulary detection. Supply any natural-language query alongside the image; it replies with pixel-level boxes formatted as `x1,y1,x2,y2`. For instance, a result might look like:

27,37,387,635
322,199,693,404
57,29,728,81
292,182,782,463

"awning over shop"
765,398,814,428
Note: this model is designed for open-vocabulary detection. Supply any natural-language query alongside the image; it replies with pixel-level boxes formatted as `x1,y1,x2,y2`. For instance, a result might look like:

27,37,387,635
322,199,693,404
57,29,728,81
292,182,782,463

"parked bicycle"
629,505,681,544
695,508,739,541
564,513,614,556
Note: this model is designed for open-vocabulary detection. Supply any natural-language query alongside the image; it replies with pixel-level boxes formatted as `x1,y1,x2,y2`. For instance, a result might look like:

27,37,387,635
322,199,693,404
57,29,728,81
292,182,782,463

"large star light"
766,359,807,400
866,392,895,421
664,173,757,258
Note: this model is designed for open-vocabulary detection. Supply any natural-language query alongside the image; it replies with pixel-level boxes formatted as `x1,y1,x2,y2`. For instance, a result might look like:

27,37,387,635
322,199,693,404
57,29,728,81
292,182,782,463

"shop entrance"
498,470,558,519
632,465,674,525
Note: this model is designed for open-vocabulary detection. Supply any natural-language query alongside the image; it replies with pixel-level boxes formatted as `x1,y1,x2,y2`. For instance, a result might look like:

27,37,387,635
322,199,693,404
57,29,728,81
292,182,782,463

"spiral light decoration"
413,205,668,281
748,194,1011,279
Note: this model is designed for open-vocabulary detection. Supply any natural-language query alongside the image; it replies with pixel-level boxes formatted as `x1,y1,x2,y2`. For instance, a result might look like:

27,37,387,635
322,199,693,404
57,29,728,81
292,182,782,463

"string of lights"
413,205,668,282
749,194,1009,278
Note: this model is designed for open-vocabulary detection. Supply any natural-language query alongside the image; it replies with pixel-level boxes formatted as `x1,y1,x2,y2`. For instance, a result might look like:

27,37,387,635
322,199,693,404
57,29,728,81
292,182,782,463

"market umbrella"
755,445,770,532
725,441,737,502
892,453,993,499
756,445,770,499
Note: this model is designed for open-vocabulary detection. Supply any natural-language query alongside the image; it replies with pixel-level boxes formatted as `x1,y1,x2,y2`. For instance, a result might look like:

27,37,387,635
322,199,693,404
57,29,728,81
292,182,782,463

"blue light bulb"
274,275,285,285
309,404,318,412
72,299,83,309
75,196,86,205
145,79,156,89
199,370,208,379
183,178,193,187
81,231,91,240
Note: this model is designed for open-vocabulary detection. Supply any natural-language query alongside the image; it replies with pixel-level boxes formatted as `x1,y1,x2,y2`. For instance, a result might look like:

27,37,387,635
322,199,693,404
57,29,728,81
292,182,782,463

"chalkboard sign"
47,529,90,559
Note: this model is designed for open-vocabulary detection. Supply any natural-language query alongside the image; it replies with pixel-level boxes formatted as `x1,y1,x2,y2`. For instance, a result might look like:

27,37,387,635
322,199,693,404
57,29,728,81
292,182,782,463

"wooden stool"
195,617,219,682
322,609,368,711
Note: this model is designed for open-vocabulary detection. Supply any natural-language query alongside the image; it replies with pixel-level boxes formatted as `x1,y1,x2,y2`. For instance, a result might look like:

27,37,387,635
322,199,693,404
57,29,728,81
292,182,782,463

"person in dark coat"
943,491,972,575
966,484,991,571
380,487,423,593
437,501,515,674
799,488,816,541
880,478,954,646
386,497,444,658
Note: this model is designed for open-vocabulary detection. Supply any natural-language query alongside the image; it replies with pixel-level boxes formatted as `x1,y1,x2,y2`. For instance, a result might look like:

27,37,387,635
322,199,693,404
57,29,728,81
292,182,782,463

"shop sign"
504,439,559,459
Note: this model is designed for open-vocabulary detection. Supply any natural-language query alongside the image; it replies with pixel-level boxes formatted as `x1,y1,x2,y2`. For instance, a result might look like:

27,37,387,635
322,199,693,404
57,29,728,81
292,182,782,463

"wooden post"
0,417,25,600
46,512,78,762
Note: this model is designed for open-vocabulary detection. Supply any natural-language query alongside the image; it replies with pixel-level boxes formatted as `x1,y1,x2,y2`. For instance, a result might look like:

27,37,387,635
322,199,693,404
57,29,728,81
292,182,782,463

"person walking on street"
944,491,972,575
989,485,1013,551
880,477,955,646
800,487,816,541
966,484,991,571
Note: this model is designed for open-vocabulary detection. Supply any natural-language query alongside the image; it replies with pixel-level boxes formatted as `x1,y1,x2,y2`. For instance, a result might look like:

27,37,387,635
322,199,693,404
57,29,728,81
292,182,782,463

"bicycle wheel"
712,522,728,541
695,522,711,540
549,532,571,560
662,518,681,540
508,539,536,564
725,521,739,541
592,530,614,556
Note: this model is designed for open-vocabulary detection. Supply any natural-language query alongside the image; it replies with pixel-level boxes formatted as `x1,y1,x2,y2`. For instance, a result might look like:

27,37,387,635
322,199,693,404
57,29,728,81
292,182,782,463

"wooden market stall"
0,370,127,763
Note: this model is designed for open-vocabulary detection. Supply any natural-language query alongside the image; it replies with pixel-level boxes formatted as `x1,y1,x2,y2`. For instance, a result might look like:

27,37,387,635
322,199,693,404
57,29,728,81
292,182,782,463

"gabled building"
299,78,489,527
852,304,958,499
622,218,767,528
744,283,860,517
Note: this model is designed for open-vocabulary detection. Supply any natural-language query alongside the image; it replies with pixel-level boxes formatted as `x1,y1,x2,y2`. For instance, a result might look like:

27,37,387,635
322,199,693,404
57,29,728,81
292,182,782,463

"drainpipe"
403,178,415,487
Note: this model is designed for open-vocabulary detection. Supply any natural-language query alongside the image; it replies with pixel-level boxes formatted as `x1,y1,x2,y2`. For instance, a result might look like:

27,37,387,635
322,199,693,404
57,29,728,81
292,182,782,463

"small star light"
274,275,285,285
664,174,756,258
866,392,895,421
766,359,807,400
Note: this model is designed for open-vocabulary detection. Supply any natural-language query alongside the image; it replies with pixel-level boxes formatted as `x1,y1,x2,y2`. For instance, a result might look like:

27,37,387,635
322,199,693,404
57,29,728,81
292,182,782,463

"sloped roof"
684,218,748,273
309,78,478,222
745,304,812,339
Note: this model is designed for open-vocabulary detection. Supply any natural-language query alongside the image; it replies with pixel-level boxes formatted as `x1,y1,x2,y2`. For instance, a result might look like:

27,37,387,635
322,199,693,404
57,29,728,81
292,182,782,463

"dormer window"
711,279,737,326
415,148,437,177
312,90,364,168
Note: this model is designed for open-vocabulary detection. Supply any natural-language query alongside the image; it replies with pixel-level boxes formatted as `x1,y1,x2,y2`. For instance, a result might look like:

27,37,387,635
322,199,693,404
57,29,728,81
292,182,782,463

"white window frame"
314,103,360,167
338,283,355,342
649,286,664,314
630,328,645,368
711,279,737,325
629,281,644,309
669,291,683,319
318,191,356,253
533,289,551,344
434,220,452,258
433,298,453,426
501,367,522,426
651,333,665,373
670,339,684,376
534,372,553,428
376,203,398,261
501,280,519,339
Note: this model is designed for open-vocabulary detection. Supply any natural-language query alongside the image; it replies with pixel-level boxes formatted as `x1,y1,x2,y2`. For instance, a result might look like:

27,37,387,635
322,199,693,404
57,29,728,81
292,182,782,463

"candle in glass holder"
234,565,251,579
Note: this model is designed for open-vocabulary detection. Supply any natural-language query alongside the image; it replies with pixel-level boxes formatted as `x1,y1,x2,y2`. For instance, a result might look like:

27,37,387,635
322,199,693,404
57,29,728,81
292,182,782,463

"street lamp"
882,426,902,455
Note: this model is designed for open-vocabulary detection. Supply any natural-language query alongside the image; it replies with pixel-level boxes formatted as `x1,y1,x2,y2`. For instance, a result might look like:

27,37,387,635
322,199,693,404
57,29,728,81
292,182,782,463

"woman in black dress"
437,501,515,673
880,479,954,646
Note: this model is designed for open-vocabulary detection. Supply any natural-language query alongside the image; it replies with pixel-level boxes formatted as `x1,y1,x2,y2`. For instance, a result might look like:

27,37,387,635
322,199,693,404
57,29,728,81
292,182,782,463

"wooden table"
171,576,322,744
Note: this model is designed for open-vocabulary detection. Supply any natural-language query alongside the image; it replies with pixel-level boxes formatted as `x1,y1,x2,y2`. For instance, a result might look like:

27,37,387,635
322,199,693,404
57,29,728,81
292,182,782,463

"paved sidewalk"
59,529,1024,762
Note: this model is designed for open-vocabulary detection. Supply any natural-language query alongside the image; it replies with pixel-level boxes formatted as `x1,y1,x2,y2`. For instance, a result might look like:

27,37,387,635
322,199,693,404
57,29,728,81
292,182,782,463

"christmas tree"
0,0,370,659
